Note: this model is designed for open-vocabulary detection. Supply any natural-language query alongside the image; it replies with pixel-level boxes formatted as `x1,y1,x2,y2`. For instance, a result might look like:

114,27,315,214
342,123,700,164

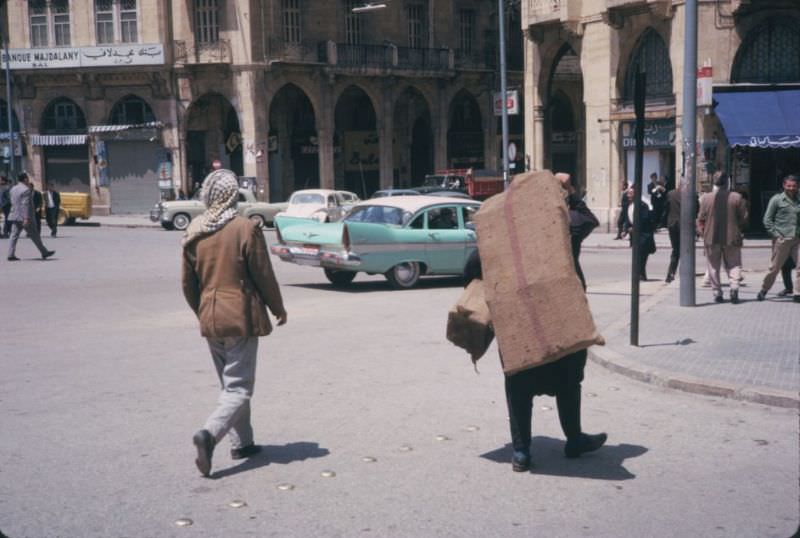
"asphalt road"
0,227,797,538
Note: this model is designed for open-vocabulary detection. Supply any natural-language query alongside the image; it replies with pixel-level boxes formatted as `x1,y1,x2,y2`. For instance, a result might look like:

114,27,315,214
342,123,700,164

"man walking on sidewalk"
7,173,55,261
182,169,288,477
758,174,800,303
697,172,748,304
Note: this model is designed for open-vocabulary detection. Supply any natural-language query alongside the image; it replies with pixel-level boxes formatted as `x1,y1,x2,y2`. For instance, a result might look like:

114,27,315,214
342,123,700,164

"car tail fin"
275,223,284,244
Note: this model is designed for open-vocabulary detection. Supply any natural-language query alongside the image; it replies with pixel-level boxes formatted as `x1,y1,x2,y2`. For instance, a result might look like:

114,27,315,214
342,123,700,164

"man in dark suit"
31,185,44,234
44,184,61,237
7,172,54,261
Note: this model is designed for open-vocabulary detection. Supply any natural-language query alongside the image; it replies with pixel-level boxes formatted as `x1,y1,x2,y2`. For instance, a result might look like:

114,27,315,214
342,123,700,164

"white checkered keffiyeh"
182,169,239,248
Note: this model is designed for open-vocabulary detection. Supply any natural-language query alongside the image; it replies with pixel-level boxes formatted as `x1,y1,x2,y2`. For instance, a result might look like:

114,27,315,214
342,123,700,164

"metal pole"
497,0,510,190
630,70,646,347
679,0,698,307
3,25,14,177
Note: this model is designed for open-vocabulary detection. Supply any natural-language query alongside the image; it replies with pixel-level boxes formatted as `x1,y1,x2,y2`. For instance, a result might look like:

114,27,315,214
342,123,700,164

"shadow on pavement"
638,338,697,348
211,441,330,479
288,276,464,294
480,437,647,480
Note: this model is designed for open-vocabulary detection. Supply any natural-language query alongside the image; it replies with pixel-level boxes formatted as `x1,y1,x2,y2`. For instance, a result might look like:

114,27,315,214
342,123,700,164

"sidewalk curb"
588,345,799,409
588,281,800,409
98,222,160,229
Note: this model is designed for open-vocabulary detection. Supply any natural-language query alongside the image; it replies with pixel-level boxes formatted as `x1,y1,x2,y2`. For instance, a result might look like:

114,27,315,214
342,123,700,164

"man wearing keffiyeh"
181,169,288,477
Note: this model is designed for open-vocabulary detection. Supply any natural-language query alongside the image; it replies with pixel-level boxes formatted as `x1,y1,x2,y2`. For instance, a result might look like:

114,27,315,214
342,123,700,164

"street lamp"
352,3,387,13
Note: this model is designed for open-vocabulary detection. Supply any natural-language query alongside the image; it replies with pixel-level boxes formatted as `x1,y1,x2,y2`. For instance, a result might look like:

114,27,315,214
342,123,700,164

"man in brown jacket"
182,169,287,477
697,172,748,304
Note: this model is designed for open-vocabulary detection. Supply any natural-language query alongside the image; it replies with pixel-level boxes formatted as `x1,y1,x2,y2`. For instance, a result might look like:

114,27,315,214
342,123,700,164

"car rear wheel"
249,214,267,229
385,262,421,289
172,213,191,231
324,268,356,287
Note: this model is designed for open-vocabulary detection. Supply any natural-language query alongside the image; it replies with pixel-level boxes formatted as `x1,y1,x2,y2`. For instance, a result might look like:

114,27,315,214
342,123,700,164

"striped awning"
30,134,88,146
88,121,163,133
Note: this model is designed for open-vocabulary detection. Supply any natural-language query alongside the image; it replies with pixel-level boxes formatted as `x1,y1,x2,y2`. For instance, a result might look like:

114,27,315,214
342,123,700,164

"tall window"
29,0,71,47
344,0,361,45
42,98,87,133
623,29,673,101
110,96,155,125
732,18,800,84
282,0,301,44
194,0,220,44
407,2,425,48
459,9,475,53
95,0,138,44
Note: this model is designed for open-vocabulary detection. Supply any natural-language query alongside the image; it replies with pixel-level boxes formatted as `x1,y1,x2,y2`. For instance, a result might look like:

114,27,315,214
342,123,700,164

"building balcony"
525,0,581,27
173,39,232,65
605,0,671,20
454,49,496,70
267,38,325,64
321,42,454,74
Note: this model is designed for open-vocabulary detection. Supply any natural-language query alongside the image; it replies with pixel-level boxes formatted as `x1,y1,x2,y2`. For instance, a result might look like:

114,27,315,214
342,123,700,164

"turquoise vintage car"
271,196,481,288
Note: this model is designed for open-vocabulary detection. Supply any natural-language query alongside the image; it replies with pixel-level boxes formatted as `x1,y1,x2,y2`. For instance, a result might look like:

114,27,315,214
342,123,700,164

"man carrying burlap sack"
466,170,606,473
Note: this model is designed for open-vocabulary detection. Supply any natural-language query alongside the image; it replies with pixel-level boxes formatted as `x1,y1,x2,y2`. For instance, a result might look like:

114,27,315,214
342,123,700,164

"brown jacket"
697,189,748,247
182,217,285,337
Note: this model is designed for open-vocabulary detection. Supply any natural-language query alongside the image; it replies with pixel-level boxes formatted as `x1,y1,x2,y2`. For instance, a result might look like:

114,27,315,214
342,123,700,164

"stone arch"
268,83,319,199
108,95,157,125
448,89,484,169
393,85,433,187
41,97,87,133
334,85,378,196
545,43,583,187
731,17,800,84
621,28,673,102
184,92,242,189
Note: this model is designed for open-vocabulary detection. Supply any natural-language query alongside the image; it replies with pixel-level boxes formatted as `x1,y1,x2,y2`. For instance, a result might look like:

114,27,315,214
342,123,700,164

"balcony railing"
336,43,394,69
526,0,563,24
455,49,497,70
173,39,232,65
268,38,324,64
396,46,450,71
606,0,670,10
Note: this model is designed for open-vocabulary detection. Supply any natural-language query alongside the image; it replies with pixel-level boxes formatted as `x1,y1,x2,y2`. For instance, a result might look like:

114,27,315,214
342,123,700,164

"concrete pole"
497,0,510,189
679,0,698,307
3,28,14,177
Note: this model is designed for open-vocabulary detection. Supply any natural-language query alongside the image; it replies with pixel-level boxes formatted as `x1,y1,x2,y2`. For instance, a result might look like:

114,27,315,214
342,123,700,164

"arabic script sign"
2,44,164,69
621,119,676,149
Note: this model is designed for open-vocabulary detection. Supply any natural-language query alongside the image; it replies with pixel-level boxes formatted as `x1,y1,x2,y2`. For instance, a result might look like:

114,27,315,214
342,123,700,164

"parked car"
271,196,480,289
370,189,421,198
149,189,287,231
278,189,360,222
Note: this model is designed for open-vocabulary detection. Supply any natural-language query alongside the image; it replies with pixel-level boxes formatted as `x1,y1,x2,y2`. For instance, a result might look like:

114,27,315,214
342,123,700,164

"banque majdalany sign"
2,43,164,69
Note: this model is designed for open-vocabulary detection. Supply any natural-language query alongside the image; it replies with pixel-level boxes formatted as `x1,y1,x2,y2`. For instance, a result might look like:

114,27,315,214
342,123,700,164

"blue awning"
714,88,800,149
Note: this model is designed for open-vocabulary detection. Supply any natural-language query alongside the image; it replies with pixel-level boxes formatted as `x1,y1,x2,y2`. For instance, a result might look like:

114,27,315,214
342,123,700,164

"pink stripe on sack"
503,180,550,354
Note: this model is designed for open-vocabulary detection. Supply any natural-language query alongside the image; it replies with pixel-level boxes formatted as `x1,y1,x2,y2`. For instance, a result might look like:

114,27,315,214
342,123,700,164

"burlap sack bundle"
474,170,604,375
446,278,494,362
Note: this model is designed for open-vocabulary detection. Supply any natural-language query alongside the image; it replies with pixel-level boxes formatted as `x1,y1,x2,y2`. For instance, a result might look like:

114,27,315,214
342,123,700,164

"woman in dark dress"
624,188,657,281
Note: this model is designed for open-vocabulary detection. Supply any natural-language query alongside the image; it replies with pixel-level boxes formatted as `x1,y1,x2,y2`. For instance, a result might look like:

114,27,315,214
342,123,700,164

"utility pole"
497,0,510,190
630,70,646,346
679,0,698,306
2,10,14,177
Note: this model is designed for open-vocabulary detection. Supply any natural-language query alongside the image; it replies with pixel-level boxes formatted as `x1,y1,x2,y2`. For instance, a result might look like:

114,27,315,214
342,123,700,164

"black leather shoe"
714,294,725,303
42,250,55,260
193,429,215,477
565,433,607,459
231,444,261,460
511,451,530,472
777,288,792,297
730,290,739,304
757,290,767,301
665,274,674,283
7,255,19,261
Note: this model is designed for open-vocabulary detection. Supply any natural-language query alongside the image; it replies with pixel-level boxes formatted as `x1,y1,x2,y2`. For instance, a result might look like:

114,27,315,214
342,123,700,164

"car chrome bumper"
270,244,361,268
149,209,162,222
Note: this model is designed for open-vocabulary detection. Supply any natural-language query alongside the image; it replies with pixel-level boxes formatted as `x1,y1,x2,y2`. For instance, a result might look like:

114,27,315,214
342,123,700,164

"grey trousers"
203,336,258,449
8,221,48,258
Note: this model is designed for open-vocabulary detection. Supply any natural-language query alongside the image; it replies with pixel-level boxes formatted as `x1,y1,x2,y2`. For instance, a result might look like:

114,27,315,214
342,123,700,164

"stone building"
1,1,524,214
522,0,800,229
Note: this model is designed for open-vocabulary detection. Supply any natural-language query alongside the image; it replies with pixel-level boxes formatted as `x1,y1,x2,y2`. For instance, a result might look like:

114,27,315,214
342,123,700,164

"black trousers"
45,207,59,236
782,255,796,292
1,206,9,236
667,224,680,277
505,350,586,454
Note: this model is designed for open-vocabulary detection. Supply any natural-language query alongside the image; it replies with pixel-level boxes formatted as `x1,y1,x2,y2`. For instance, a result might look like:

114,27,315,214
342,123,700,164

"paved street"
0,226,797,538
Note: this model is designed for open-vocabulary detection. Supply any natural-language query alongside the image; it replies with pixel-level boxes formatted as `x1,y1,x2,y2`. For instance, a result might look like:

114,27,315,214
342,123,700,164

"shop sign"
344,131,379,172
2,44,164,69
621,119,675,149
494,90,519,116
697,65,713,107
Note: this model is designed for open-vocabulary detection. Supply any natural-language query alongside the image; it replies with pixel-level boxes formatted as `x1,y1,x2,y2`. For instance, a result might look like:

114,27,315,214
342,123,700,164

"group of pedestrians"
1,172,57,261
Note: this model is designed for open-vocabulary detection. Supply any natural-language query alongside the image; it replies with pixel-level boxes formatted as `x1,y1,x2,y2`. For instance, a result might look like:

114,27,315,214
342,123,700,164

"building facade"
1,0,524,214
522,0,800,229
